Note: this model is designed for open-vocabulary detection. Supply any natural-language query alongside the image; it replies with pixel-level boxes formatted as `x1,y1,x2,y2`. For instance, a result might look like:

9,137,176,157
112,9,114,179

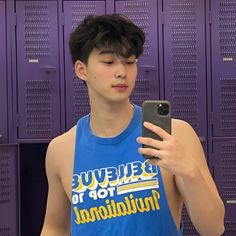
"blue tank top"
71,105,183,236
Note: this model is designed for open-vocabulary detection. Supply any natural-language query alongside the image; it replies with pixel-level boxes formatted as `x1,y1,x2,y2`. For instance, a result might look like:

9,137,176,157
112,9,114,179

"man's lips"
112,84,128,88
112,84,128,92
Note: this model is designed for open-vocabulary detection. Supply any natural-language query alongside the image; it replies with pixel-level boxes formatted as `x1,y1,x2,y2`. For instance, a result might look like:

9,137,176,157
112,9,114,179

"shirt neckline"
86,104,141,145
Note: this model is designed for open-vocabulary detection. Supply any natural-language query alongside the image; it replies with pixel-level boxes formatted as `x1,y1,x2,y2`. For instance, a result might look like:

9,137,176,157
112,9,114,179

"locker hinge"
211,111,214,125
208,10,212,24
160,12,165,25
16,114,19,127
61,13,65,26
13,13,17,26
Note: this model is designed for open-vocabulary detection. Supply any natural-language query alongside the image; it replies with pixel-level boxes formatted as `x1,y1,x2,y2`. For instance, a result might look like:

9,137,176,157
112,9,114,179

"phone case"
142,100,171,159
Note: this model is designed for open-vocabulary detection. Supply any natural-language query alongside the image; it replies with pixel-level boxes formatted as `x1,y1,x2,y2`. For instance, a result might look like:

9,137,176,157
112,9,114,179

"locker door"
0,144,19,236
163,0,207,141
213,139,236,236
163,1,206,235
115,0,159,106
16,1,60,140
0,1,7,144
211,0,236,137
64,1,105,130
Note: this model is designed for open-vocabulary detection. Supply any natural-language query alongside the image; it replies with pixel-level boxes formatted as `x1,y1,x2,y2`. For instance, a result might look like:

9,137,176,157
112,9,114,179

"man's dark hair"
69,14,145,65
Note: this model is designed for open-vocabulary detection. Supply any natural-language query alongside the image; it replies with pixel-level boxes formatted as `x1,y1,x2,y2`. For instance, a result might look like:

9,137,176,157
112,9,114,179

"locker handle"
199,136,205,142
40,66,57,72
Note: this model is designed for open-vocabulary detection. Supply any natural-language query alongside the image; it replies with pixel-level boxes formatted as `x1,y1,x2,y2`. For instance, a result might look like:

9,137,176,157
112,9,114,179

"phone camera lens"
157,103,169,115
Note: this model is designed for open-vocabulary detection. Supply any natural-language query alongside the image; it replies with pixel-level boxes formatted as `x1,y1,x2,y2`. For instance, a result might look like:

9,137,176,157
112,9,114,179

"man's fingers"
138,147,162,159
136,136,164,149
143,122,170,140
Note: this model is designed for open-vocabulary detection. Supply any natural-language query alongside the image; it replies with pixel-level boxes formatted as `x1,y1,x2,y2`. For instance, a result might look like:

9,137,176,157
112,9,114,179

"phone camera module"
157,103,169,116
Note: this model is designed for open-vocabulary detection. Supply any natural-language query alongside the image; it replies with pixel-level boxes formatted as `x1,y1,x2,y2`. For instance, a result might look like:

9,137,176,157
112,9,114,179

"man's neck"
89,101,134,138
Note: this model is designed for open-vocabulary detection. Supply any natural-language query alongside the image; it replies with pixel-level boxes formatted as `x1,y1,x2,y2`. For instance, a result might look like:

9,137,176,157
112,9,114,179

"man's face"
83,48,138,104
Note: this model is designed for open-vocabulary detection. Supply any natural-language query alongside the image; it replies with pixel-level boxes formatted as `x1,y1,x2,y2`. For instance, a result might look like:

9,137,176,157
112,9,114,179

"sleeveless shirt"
71,105,183,236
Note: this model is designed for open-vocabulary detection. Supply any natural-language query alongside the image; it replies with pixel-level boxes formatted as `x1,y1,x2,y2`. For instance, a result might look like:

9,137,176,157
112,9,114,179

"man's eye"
126,61,135,65
103,61,114,65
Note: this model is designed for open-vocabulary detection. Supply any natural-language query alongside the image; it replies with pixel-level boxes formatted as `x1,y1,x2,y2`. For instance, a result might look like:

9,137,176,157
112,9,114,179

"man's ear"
74,60,87,82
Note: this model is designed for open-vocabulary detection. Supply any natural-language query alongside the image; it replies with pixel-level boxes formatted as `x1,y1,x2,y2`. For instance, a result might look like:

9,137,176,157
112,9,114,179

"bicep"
41,141,71,235
174,121,219,197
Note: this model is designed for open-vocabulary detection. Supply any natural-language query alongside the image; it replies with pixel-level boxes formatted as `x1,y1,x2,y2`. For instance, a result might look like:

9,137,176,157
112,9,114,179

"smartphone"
142,100,171,159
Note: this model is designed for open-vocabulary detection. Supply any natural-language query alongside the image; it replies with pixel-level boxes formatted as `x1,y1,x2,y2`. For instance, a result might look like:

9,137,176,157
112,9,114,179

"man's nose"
115,62,127,79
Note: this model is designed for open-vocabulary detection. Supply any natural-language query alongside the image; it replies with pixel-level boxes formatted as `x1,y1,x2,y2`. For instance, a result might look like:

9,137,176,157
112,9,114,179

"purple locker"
16,1,60,140
162,1,207,235
64,1,105,130
211,0,236,137
213,139,236,235
115,0,159,105
163,0,207,140
182,207,199,236
0,144,19,236
0,1,7,144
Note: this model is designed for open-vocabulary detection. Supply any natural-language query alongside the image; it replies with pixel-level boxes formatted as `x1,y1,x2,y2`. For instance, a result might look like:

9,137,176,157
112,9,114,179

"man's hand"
137,120,225,236
137,121,197,178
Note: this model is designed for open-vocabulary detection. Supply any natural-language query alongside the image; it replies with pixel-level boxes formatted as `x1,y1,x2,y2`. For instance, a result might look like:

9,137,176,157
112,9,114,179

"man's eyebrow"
98,50,115,55
98,50,137,60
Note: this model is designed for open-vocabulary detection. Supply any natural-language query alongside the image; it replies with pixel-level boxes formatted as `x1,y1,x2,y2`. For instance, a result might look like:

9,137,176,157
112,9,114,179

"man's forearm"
180,170,225,236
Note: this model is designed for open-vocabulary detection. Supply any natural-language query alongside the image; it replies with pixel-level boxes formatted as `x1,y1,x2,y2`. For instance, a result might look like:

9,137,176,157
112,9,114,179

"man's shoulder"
172,118,202,151
171,118,197,140
52,125,76,144
45,125,77,174
172,118,193,132
47,125,77,156
172,118,191,127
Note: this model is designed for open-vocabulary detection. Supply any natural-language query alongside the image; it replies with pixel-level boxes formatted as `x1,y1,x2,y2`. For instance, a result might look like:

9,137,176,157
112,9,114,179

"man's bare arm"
137,120,225,236
173,120,225,236
40,139,71,236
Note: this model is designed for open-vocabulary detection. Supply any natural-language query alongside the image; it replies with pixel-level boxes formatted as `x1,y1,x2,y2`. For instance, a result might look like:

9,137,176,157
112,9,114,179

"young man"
41,14,225,236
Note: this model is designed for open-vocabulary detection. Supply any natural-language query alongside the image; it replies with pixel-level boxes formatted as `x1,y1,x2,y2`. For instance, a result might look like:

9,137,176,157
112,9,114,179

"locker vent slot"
130,73,150,106
0,155,11,203
73,77,89,122
220,77,236,134
171,2,198,129
71,3,97,120
71,4,97,29
122,2,151,105
122,1,150,61
182,206,198,235
221,142,236,200
24,3,50,59
219,1,236,59
225,220,236,235
0,227,11,236
26,80,52,134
